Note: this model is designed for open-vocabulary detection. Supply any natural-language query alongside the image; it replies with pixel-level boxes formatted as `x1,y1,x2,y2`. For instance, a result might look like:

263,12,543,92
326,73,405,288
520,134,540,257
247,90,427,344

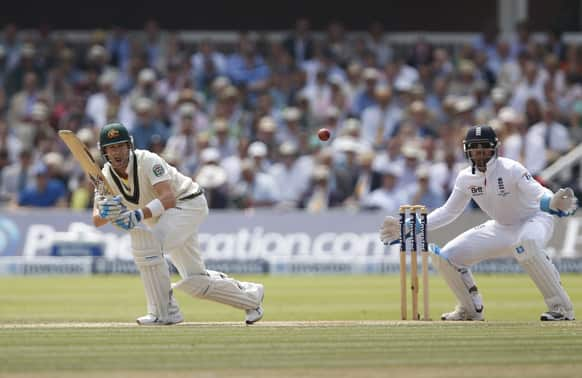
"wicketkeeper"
380,125,577,321
93,123,264,325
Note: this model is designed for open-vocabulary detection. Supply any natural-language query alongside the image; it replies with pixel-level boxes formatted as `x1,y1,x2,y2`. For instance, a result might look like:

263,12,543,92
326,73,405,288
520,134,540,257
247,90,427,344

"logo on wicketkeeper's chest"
469,185,484,196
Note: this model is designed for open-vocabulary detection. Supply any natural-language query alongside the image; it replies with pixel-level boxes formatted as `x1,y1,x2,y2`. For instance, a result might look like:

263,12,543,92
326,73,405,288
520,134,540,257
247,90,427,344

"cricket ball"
317,128,331,141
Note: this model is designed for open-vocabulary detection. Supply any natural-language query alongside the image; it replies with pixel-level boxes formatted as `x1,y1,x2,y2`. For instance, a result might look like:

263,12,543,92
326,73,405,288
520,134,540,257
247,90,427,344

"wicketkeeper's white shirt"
427,156,552,230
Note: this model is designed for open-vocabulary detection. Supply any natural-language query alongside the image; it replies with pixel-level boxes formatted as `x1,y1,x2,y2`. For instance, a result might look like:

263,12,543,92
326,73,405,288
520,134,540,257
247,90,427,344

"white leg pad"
514,240,573,314
173,270,261,310
430,246,482,317
131,229,172,321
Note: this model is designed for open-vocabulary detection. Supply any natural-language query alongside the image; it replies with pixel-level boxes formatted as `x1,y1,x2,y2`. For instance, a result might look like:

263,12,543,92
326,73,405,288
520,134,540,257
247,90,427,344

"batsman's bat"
58,130,113,195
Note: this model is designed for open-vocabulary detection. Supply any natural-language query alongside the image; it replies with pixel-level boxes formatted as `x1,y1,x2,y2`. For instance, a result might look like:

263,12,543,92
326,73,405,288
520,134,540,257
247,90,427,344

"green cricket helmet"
98,122,133,160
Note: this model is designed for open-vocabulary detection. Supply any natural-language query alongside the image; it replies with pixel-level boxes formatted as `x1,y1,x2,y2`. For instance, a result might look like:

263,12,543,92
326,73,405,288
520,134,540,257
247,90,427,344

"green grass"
0,274,581,377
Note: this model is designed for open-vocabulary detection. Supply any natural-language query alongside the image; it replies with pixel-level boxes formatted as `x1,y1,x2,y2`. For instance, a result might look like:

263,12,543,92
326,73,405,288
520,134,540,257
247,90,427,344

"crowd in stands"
0,18,581,214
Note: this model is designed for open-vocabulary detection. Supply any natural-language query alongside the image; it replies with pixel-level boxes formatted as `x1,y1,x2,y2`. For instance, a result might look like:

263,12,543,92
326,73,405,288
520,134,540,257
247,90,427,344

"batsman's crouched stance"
93,123,264,325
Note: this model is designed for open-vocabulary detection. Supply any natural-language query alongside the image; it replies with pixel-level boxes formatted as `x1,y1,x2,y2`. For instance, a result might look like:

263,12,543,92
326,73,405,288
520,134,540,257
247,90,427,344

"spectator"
17,163,67,207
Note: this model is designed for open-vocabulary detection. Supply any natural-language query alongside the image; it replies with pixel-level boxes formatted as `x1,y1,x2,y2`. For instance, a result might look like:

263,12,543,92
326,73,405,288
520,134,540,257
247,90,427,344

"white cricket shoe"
441,305,484,321
136,310,184,325
136,292,184,325
245,283,264,325
540,309,575,321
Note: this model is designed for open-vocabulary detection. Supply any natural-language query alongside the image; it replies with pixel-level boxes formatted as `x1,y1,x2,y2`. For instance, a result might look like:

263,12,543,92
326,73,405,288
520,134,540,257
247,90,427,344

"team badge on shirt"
153,164,165,177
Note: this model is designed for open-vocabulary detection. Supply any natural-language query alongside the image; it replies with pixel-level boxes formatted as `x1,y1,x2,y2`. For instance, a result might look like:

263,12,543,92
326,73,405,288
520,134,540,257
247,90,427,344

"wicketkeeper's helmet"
463,125,499,172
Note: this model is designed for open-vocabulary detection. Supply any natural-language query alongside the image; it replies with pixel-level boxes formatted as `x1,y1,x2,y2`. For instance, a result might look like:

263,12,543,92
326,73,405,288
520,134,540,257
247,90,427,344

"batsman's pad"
513,240,573,313
173,270,261,310
430,244,482,317
132,230,172,321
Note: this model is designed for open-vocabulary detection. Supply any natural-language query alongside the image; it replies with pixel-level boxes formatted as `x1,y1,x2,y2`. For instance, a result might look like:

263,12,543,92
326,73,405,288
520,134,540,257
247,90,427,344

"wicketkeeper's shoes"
441,305,484,321
540,310,575,321
245,283,264,325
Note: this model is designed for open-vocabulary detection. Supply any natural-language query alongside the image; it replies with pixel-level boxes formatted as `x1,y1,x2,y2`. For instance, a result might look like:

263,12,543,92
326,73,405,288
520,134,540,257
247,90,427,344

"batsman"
93,123,264,325
380,125,577,321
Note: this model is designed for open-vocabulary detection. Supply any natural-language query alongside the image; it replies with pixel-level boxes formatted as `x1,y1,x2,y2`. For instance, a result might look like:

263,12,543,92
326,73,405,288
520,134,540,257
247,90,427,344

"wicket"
399,205,430,321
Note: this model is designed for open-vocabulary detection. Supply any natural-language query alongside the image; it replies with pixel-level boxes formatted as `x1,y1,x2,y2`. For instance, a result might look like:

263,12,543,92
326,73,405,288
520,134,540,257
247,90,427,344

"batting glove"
97,195,127,220
113,209,144,231
541,188,578,217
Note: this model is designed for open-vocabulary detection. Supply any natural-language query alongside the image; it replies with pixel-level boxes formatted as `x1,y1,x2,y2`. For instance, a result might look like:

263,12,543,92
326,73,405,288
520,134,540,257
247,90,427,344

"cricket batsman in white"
380,125,577,321
93,123,264,325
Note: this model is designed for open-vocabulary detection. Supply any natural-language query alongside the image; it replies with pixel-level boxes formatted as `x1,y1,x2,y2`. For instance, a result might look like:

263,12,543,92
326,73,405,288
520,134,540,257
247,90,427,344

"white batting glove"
113,209,144,231
379,216,400,244
97,195,127,220
542,187,578,217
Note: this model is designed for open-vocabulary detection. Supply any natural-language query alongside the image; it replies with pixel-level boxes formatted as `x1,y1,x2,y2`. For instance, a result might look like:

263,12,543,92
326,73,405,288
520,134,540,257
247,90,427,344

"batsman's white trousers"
151,194,209,275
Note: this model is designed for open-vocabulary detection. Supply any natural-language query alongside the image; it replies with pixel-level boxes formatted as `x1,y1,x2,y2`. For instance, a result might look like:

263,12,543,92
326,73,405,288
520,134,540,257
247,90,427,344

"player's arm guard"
540,188,578,217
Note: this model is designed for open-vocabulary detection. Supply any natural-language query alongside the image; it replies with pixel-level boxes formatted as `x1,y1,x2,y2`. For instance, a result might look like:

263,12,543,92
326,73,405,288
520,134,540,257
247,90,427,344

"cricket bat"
58,130,113,195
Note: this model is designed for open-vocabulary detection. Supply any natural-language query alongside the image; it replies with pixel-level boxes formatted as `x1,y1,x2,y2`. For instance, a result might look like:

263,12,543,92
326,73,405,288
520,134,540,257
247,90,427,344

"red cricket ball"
318,128,331,141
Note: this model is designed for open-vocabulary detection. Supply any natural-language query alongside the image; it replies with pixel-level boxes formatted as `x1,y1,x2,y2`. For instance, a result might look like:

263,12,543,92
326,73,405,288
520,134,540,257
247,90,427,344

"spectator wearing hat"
396,142,427,191
130,97,169,149
410,165,445,210
297,68,333,125
195,163,229,209
255,116,278,159
300,164,342,212
212,85,249,138
475,86,509,125
231,158,279,209
351,67,380,117
268,141,312,209
393,100,438,139
17,163,67,207
497,106,525,162
360,163,408,213
7,72,47,138
448,60,479,97
86,71,120,128
123,68,162,126
360,84,403,148
210,119,237,159
277,107,303,147
332,137,362,203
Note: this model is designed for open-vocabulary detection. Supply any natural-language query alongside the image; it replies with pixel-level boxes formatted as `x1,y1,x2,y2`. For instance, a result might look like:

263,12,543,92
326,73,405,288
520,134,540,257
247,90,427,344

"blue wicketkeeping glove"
113,209,144,231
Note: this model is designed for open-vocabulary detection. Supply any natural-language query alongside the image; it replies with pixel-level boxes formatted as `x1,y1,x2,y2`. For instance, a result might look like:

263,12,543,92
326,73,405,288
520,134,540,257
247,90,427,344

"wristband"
146,198,165,217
